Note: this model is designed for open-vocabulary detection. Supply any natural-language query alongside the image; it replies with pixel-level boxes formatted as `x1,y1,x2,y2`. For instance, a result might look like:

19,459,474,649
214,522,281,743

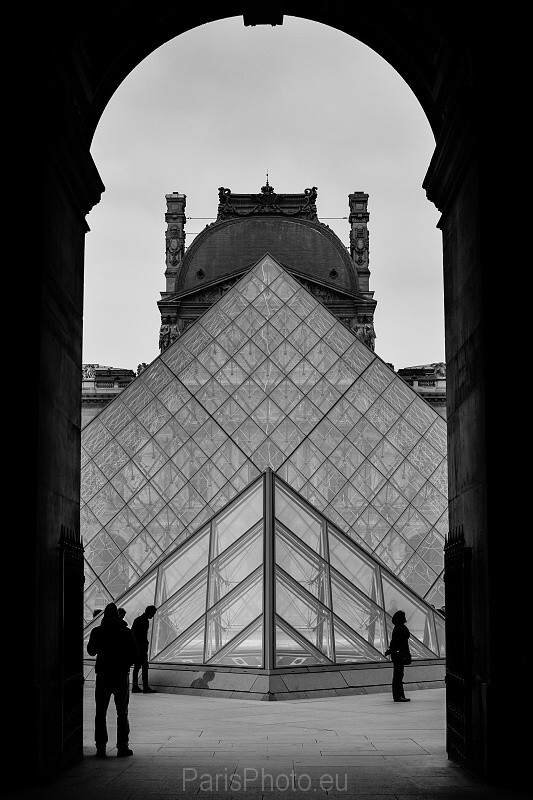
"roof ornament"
261,172,275,195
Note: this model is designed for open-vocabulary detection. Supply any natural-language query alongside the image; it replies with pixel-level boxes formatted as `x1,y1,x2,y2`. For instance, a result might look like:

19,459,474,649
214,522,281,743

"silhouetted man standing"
131,605,157,693
87,602,138,757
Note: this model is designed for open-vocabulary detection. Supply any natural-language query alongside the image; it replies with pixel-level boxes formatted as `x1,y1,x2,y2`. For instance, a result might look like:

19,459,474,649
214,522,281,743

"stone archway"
15,1,523,791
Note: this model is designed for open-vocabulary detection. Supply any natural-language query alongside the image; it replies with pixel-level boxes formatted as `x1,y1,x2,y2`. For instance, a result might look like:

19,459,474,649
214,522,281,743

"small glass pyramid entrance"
83,469,445,667
82,254,447,663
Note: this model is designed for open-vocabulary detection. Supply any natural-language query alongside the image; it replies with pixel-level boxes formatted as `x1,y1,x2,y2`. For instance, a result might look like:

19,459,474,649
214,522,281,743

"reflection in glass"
333,616,387,663
275,617,331,666
275,526,330,606
208,524,263,607
208,617,263,666
212,479,263,557
156,616,206,664
381,572,438,654
152,568,208,657
157,527,210,604
276,569,333,659
330,570,386,652
328,527,382,603
275,484,325,555
205,568,263,660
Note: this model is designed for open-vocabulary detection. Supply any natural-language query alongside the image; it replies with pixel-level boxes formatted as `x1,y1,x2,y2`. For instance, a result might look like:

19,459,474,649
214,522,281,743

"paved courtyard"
8,686,527,799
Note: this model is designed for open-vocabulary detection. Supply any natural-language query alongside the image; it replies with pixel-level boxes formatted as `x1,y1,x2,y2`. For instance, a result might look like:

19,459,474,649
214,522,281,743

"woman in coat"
385,609,412,702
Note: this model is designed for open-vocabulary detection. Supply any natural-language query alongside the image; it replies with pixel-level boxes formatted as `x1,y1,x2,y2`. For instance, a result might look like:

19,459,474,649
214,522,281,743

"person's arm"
87,628,99,656
385,626,397,656
127,630,139,666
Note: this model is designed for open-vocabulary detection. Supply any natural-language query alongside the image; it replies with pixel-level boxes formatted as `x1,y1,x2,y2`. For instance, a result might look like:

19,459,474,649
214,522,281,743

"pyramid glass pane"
151,568,208,657
275,484,325,555
275,618,332,666
207,617,263,666
381,573,438,654
155,617,206,664
82,255,447,670
330,570,386,652
208,524,263,607
211,480,263,558
156,526,210,604
275,525,331,606
276,569,334,660
327,526,382,603
205,568,263,660
333,616,387,663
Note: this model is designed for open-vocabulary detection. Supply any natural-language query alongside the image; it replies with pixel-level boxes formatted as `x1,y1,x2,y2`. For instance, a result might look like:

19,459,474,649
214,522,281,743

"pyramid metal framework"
82,255,447,665
83,469,445,667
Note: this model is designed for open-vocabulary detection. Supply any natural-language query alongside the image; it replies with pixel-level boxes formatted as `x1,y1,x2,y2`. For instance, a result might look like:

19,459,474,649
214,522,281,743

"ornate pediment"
217,183,319,221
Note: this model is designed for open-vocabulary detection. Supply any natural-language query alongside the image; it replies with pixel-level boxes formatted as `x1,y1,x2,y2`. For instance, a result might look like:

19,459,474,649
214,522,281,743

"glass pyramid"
83,471,445,667
82,255,448,648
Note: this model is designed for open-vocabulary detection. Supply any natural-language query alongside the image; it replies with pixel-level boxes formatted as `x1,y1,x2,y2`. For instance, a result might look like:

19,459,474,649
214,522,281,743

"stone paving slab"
5,686,530,800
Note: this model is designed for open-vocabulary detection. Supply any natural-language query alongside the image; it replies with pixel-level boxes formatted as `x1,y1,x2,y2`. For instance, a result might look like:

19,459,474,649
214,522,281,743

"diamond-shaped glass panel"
275,483,325,555
92,439,130,479
328,526,382,603
137,398,171,435
333,615,387,663
153,418,188,458
208,617,263,667
276,570,333,660
157,527,210,604
111,462,146,502
275,618,331,666
330,570,386,654
152,568,209,656
323,322,353,356
208,525,263,607
133,440,168,478
276,526,331,606
381,573,438,654
205,568,263,660
99,402,134,436
212,478,263,558
155,617,206,664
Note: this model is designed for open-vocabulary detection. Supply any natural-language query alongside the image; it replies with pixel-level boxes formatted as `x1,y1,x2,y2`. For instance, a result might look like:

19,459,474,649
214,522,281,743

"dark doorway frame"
13,1,525,791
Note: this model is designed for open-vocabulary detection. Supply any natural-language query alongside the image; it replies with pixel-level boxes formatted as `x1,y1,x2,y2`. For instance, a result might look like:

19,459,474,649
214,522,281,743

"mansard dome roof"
176,215,359,296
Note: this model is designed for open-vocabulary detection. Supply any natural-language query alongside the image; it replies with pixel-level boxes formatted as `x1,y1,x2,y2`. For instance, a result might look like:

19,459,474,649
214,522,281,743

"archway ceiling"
49,2,471,140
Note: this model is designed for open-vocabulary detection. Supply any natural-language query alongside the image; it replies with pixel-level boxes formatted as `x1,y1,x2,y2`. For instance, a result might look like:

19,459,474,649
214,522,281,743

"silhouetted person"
86,602,138,757
384,609,412,702
131,605,157,693
118,607,127,625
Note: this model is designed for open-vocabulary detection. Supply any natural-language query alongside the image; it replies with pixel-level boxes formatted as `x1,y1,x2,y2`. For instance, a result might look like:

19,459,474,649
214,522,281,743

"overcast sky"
84,15,444,374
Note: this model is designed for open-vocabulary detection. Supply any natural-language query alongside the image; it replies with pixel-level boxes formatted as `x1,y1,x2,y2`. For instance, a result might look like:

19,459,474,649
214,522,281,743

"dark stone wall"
10,0,525,790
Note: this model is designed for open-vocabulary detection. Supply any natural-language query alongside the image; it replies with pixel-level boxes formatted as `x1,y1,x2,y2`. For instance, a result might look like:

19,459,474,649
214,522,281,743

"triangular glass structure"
83,471,445,668
82,254,447,656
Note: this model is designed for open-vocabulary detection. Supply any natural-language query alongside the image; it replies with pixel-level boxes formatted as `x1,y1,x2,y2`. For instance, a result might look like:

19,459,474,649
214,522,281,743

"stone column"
164,192,187,293
348,191,370,292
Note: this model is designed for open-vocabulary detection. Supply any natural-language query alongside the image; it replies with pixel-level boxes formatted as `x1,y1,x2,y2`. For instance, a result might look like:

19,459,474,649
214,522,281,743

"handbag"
402,650,412,665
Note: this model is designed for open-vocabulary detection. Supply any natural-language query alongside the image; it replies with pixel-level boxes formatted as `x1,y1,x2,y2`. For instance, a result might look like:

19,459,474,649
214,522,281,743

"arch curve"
60,3,471,141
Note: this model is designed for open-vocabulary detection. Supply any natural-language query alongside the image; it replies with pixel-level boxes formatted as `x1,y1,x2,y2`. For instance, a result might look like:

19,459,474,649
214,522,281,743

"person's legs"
113,673,132,755
94,674,112,755
132,660,141,691
141,654,152,690
392,659,405,700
